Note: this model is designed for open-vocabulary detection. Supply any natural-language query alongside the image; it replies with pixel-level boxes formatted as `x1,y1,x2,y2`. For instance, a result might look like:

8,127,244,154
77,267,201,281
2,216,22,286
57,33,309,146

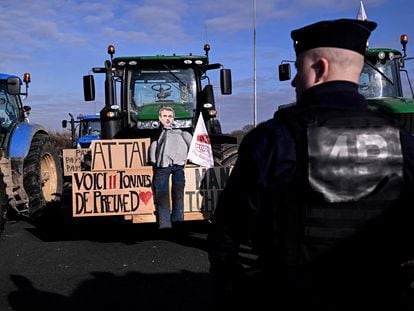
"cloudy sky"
1,0,413,133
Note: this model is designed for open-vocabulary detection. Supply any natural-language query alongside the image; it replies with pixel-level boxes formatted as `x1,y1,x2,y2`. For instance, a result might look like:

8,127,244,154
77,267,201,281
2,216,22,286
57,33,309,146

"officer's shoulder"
240,118,284,146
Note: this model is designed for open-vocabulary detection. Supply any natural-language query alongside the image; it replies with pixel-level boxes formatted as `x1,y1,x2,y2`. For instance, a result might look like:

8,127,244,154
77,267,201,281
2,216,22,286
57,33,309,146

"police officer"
208,19,414,310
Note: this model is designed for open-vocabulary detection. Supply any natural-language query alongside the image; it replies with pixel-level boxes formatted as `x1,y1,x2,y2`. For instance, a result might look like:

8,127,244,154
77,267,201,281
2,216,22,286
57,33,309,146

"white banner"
187,114,214,168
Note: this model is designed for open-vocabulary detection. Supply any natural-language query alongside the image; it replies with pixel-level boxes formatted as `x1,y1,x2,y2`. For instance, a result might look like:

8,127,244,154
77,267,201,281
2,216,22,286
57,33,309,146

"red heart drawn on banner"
139,191,153,205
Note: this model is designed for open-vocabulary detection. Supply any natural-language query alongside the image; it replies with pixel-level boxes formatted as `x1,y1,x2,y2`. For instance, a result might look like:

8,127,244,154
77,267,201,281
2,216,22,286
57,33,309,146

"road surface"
0,219,215,311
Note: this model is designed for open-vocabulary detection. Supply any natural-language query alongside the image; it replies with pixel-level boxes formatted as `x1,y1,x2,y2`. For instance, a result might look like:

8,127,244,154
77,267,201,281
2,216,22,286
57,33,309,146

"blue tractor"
62,113,101,148
0,73,63,233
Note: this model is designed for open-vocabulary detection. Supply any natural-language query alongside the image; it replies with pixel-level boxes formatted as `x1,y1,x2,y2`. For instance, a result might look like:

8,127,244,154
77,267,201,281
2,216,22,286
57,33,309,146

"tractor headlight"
137,119,192,129
137,120,160,129
378,51,386,59
172,119,192,128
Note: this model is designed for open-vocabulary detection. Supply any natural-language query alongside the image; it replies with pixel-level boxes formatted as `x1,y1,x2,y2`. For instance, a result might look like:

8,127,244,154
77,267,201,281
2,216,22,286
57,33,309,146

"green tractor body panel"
367,97,414,114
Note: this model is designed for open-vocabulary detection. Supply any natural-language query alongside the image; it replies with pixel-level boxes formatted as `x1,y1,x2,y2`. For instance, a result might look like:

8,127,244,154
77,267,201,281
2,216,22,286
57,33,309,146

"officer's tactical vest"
272,105,404,267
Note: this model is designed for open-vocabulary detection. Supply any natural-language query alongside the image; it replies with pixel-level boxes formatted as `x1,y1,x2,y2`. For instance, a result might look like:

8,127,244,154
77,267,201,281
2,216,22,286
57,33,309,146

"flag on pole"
187,114,214,168
357,1,368,21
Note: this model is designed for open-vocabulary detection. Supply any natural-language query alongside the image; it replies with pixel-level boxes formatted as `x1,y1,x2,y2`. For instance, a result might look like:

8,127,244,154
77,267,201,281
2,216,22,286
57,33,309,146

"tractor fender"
9,123,48,158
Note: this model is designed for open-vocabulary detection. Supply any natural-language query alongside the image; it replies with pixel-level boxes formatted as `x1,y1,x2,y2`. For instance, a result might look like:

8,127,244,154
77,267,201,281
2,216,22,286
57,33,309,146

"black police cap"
291,18,377,56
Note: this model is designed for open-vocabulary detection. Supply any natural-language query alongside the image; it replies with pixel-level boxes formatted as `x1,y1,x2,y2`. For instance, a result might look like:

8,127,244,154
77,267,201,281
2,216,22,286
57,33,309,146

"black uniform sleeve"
207,119,295,305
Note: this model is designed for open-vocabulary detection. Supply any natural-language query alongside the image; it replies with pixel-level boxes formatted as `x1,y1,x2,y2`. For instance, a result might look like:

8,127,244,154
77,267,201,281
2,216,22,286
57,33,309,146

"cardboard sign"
68,138,233,222
72,167,155,217
71,165,232,219
62,149,90,176
90,139,150,171
183,166,232,213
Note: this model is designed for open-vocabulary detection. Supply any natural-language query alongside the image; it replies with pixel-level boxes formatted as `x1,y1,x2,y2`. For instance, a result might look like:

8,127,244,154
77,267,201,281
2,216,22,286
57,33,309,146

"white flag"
357,1,367,21
187,114,214,168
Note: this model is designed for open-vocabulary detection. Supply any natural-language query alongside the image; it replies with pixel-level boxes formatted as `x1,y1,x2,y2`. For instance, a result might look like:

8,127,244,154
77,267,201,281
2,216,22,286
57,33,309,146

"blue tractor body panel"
8,123,47,158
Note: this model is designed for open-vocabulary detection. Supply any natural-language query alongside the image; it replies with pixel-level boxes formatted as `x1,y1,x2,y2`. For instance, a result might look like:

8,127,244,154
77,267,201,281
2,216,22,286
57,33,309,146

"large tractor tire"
0,171,7,236
213,143,239,167
23,133,63,224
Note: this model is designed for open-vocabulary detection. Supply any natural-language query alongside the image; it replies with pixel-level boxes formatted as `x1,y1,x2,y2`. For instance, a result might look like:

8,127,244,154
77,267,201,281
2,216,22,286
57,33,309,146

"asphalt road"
0,219,215,311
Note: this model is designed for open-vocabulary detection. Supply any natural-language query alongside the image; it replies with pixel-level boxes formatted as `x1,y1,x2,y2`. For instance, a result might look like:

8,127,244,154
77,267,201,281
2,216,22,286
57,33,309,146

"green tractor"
359,34,414,133
61,44,238,224
83,44,238,166
278,34,414,134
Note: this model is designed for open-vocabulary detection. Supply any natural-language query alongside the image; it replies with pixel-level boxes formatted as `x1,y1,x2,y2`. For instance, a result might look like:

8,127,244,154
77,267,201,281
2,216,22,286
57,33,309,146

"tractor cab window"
80,119,101,136
130,68,196,111
359,60,401,98
0,83,20,129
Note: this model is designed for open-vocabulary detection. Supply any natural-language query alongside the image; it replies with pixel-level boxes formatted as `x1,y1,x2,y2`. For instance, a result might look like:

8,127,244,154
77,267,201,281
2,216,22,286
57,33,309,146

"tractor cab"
0,73,31,152
359,48,403,99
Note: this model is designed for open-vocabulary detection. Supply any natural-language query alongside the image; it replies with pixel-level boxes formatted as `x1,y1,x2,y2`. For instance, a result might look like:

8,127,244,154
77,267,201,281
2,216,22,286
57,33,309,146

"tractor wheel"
23,134,63,223
0,171,7,236
213,143,239,167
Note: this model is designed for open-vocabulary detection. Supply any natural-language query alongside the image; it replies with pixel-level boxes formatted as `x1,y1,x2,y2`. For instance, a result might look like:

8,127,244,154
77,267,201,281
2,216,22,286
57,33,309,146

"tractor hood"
137,103,193,121
367,97,414,114
0,73,19,81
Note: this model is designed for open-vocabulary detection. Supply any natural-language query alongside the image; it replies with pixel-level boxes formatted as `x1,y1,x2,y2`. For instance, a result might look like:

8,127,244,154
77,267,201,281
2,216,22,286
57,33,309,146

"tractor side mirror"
220,69,232,95
278,63,291,81
62,120,68,128
83,75,95,101
6,77,21,95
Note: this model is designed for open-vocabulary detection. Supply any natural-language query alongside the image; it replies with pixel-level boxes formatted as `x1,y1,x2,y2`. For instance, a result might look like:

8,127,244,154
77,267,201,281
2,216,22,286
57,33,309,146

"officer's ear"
314,58,329,83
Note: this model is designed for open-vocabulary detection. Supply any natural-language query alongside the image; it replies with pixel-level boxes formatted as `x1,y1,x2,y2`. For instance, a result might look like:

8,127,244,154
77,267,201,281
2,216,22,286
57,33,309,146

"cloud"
201,0,385,34
123,0,191,44
0,0,407,136
100,27,151,44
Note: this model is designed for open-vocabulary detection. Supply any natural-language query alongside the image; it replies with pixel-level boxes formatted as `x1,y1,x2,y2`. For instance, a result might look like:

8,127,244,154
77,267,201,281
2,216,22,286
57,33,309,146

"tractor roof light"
401,34,408,45
388,52,394,60
184,60,192,64
401,34,408,56
23,73,31,84
108,45,115,56
378,51,386,60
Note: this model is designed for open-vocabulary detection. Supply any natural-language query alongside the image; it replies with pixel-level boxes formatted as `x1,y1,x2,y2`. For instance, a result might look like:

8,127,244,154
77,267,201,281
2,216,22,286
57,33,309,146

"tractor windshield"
79,119,101,137
130,68,196,110
358,59,401,98
0,82,20,130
